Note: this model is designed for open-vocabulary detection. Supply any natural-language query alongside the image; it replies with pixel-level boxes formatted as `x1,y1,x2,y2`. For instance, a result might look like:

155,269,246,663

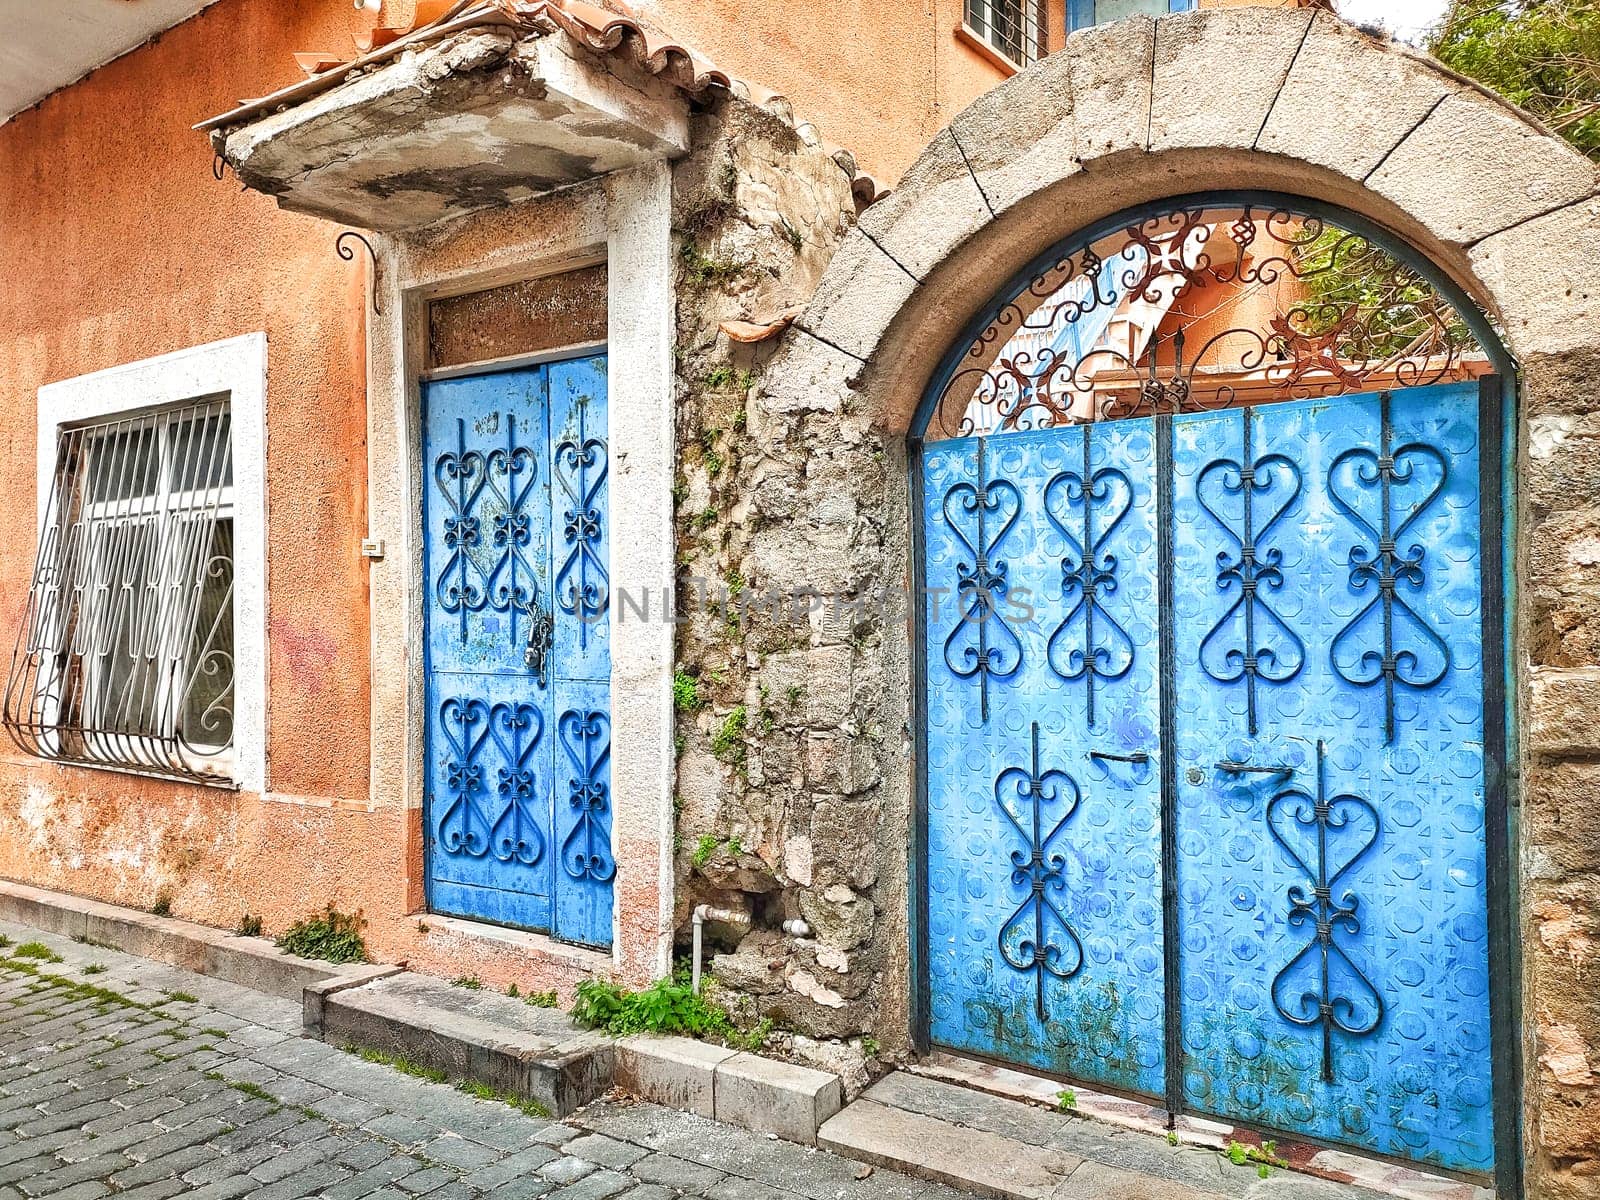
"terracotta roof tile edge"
196,0,886,206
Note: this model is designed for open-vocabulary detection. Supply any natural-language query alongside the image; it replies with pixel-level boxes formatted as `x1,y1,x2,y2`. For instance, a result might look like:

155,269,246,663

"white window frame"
35,334,267,792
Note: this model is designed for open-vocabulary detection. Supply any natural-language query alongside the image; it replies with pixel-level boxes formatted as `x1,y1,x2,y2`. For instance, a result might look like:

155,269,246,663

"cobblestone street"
0,921,968,1200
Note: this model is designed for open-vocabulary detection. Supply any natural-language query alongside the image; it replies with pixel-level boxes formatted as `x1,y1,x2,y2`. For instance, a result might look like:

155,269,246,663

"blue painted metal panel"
923,423,1166,1098
1170,383,1491,1172
548,357,613,948
422,357,613,947
920,381,1493,1172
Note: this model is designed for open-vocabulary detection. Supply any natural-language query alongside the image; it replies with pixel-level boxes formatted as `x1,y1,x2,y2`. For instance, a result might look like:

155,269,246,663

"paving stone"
541,1154,599,1184
630,1152,727,1192
395,1163,455,1192
564,1133,649,1169
419,1132,503,1171
546,1167,636,1200
460,1143,562,1191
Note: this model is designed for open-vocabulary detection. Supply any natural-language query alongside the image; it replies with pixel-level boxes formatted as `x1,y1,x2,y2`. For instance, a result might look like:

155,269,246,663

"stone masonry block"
794,229,918,363
614,1035,735,1117
948,50,1076,217
1067,15,1155,160
858,128,991,281
713,1051,843,1145
1369,90,1597,247
758,330,857,420
1521,760,1600,881
1528,666,1600,758
1149,7,1316,153
1258,14,1452,179
1470,195,1600,360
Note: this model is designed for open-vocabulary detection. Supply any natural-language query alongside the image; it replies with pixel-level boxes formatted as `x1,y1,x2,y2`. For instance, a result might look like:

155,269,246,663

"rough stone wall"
667,96,898,1088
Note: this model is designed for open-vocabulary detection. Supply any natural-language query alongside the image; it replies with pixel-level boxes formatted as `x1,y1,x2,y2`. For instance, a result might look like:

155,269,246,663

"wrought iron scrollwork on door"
435,413,541,647
1265,741,1384,1084
1328,392,1450,741
437,697,548,869
486,701,548,867
554,403,609,651
942,439,1023,722
1196,408,1305,735
559,710,615,884
1044,426,1135,727
996,722,1084,1021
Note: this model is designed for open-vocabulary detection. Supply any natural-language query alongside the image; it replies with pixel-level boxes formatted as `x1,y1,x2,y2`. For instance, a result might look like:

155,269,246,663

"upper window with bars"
964,0,1049,68
5,398,236,784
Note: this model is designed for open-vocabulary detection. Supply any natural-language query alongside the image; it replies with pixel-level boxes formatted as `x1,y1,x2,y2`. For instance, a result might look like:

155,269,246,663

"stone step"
314,969,615,1117
819,1071,1463,1200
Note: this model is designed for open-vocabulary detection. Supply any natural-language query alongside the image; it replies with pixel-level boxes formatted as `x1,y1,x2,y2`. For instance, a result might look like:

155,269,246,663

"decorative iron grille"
927,202,1491,441
4,399,236,784
965,0,1048,67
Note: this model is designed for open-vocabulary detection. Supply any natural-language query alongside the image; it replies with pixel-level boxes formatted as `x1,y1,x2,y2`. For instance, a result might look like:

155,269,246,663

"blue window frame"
1068,0,1195,34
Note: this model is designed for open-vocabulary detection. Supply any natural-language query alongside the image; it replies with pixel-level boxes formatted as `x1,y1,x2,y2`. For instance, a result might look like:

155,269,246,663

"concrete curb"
0,879,397,1000
0,879,846,1144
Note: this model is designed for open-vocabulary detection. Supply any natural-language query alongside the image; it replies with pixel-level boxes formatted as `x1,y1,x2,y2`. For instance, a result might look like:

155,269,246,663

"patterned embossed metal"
1195,408,1305,735
1328,391,1450,742
422,356,613,947
941,438,1024,722
995,722,1085,1020
1044,425,1135,726
1263,740,1384,1085
914,194,1509,1181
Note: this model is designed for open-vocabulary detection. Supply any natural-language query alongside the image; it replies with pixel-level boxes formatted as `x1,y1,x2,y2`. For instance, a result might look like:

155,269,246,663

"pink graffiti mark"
271,620,338,691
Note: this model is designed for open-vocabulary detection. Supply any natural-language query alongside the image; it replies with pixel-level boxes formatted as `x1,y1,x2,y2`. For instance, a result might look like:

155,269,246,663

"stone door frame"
363,165,678,988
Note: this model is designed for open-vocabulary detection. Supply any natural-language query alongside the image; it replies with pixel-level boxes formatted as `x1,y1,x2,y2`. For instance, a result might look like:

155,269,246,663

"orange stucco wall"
0,0,376,929
635,0,1068,181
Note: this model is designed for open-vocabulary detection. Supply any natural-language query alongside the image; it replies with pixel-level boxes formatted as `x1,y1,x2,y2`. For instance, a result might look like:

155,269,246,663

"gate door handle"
524,607,554,688
1215,759,1294,783
1090,750,1150,765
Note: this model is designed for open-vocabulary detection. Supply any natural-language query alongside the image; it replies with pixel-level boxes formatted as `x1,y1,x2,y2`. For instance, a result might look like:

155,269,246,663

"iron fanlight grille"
4,398,236,785
927,203,1491,441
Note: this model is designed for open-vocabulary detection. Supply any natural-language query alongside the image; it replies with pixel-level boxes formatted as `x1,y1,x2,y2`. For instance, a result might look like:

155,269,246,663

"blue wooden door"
422,356,613,948
919,380,1498,1174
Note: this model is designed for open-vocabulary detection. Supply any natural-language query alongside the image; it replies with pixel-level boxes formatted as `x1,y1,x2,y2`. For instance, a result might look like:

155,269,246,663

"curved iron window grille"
4,399,235,785
920,197,1494,443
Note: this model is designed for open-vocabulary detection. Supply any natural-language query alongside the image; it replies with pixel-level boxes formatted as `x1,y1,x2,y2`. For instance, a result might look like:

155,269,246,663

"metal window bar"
965,0,1048,66
4,398,236,785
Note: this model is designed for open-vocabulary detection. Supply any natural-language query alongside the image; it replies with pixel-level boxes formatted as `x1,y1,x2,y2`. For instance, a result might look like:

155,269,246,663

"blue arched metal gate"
912,195,1515,1185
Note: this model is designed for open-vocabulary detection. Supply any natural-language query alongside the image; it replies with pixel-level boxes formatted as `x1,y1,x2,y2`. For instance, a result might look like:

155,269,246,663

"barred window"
1068,0,1196,34
4,398,235,784
965,0,1048,67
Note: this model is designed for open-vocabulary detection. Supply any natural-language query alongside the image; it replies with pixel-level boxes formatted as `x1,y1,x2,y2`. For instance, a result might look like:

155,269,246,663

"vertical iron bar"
1080,426,1097,727
1156,409,1183,1117
909,435,933,1056
1480,374,1521,1199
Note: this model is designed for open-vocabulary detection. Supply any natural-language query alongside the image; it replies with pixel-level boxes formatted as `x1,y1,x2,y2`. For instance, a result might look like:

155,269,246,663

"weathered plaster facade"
4,0,1600,1192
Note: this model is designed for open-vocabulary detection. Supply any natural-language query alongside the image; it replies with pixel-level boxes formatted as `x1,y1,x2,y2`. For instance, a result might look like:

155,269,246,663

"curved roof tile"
204,0,884,205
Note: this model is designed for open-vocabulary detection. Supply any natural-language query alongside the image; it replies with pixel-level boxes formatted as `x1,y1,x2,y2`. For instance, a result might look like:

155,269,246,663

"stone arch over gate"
757,8,1599,1196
